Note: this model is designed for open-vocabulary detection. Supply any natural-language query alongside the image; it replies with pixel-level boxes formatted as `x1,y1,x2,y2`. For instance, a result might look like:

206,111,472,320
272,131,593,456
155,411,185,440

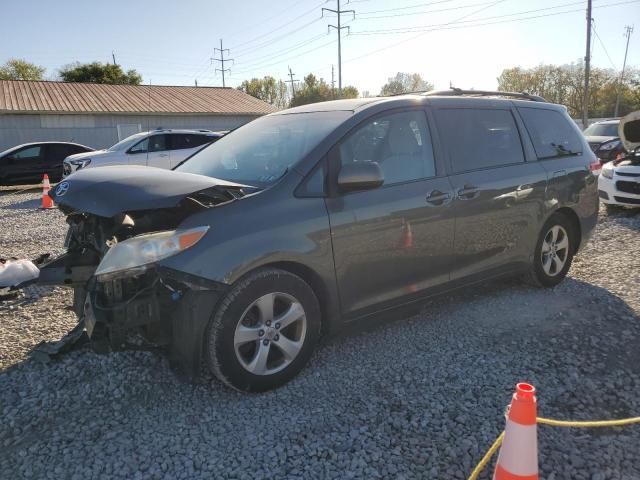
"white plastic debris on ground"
0,259,40,288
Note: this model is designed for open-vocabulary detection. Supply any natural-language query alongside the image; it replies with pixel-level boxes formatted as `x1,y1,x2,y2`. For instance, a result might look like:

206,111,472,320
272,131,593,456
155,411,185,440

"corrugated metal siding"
0,80,276,115
0,113,257,151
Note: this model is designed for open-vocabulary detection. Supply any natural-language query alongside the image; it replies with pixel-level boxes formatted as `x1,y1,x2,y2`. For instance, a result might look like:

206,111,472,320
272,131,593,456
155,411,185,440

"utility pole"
323,0,355,95
582,0,592,128
213,39,233,87
195,79,198,87
614,25,634,118
287,66,298,96
331,64,336,98
112,51,117,66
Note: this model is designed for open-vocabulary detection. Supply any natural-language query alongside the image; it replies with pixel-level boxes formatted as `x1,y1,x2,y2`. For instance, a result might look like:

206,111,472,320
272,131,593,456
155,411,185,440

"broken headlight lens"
94,226,209,280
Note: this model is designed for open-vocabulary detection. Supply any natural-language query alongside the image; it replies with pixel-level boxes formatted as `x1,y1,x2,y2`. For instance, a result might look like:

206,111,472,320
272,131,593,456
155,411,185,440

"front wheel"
527,213,576,288
205,268,321,392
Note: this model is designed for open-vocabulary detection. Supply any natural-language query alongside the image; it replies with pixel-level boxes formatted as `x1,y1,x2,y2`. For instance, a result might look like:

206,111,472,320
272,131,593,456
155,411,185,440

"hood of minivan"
50,165,246,217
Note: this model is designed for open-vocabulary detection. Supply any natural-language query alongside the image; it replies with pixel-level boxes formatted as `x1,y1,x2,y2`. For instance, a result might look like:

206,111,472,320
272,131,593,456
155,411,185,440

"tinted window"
170,134,212,150
69,145,91,154
436,108,524,173
148,135,167,152
47,144,72,160
518,107,583,159
13,146,42,160
339,110,436,185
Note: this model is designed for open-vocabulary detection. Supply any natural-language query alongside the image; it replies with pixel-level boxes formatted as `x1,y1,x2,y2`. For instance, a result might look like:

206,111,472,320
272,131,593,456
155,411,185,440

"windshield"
176,111,350,186
108,133,147,152
584,123,619,137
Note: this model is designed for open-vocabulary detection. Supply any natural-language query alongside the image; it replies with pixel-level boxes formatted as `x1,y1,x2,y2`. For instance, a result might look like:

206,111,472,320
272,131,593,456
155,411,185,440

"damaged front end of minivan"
36,166,248,380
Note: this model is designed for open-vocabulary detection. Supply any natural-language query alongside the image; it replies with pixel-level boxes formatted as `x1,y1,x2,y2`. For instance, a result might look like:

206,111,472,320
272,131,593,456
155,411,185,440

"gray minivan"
44,90,599,391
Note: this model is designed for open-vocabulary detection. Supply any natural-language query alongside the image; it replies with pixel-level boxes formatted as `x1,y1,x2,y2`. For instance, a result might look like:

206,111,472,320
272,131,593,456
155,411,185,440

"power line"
232,1,327,51
345,0,507,63
358,0,452,15
213,39,233,87
591,23,617,69
323,0,356,93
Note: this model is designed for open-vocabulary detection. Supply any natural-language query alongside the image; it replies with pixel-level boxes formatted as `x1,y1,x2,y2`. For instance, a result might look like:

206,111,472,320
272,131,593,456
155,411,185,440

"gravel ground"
1,188,639,480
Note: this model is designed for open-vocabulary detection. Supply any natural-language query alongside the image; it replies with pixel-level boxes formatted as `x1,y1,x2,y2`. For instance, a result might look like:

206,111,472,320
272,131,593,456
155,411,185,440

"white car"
598,111,640,211
63,129,225,177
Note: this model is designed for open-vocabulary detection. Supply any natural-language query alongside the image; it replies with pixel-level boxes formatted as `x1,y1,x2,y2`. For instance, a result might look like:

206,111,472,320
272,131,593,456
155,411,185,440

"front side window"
339,110,436,185
129,138,149,154
436,108,525,173
13,146,42,160
176,111,350,187
518,107,583,159
148,135,167,152
170,134,212,150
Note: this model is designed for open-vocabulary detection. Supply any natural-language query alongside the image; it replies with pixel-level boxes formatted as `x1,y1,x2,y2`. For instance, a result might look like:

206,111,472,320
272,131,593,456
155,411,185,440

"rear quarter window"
518,107,583,159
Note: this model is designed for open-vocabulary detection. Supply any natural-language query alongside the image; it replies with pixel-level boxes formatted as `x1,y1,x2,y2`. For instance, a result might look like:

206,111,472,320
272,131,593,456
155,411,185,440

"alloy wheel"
541,225,569,277
233,292,307,375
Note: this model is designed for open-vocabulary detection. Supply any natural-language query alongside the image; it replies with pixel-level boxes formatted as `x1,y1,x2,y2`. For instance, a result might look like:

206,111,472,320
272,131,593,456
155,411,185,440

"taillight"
589,160,602,175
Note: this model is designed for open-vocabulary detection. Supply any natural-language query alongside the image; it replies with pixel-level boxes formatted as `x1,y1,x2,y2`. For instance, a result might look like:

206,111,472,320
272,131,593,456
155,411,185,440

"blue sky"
2,0,639,94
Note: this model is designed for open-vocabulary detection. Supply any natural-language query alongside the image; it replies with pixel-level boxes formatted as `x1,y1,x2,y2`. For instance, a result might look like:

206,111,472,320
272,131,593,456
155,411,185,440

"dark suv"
43,90,599,392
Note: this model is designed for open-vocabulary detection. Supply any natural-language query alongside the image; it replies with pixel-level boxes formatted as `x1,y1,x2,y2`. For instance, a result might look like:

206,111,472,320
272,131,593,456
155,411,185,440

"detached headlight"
94,226,209,280
69,158,92,169
599,141,620,151
601,164,614,179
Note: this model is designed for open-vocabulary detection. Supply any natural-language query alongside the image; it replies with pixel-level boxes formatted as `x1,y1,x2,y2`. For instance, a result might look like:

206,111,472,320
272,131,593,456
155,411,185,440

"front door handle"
426,190,451,205
456,184,479,200
159,153,169,158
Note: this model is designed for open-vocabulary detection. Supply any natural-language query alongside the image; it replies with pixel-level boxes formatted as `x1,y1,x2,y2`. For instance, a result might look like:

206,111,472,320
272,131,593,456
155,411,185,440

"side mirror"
337,162,384,192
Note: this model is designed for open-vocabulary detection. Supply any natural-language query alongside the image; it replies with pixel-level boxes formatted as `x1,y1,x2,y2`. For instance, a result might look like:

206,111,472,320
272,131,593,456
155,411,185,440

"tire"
526,213,576,288
205,268,321,392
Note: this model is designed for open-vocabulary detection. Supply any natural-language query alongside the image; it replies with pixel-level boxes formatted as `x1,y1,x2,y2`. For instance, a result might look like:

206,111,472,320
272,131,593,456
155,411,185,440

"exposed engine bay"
34,167,250,380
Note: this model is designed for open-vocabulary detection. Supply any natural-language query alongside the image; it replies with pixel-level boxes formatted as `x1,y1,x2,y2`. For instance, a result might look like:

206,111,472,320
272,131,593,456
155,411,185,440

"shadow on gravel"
1,198,41,210
1,275,639,479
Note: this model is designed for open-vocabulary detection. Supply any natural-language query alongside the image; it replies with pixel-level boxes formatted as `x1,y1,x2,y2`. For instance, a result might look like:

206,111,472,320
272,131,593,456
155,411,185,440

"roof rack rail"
421,88,546,102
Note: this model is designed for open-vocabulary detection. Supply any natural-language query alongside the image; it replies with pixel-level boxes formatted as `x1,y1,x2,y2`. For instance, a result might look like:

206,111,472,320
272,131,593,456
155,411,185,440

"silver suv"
62,129,225,176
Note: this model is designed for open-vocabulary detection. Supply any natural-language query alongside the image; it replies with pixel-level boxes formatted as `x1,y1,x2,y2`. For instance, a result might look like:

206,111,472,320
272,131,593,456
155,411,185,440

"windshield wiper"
551,143,580,156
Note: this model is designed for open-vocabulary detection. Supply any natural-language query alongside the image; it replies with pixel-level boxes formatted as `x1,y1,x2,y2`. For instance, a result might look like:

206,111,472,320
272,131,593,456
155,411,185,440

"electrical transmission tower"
213,39,233,87
322,0,355,95
614,25,634,117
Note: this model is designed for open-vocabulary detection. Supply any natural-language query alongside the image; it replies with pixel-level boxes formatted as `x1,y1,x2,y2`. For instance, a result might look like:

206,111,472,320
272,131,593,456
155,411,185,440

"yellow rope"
467,431,504,480
468,416,640,480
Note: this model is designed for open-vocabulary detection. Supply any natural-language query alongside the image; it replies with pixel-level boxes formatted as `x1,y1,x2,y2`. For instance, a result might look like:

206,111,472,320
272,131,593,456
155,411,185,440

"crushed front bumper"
37,253,227,381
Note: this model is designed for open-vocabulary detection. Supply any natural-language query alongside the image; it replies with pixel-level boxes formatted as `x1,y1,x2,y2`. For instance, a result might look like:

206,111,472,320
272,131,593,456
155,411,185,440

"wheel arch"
252,261,338,336
550,207,582,253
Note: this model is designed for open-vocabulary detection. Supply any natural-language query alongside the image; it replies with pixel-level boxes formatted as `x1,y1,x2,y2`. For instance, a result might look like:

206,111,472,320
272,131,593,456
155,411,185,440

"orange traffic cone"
494,383,538,480
41,174,54,209
402,219,413,249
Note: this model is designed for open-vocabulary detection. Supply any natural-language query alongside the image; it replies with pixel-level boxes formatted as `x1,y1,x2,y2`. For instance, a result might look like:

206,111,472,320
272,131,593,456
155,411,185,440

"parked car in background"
584,119,625,164
598,111,640,211
0,142,94,185
45,91,598,392
62,129,226,177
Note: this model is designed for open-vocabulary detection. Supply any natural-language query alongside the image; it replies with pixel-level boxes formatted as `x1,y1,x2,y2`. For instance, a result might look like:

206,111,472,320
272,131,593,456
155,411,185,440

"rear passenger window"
339,110,436,185
436,108,524,173
518,108,583,159
171,134,212,150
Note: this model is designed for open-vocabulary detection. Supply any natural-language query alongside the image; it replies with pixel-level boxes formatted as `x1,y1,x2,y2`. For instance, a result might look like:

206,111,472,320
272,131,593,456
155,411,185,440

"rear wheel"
205,268,321,392
527,213,576,288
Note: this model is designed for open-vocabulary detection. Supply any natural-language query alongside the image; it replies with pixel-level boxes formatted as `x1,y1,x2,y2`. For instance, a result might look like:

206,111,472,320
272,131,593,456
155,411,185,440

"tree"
0,59,45,80
290,74,358,107
497,63,640,118
59,62,142,85
238,76,290,109
380,72,433,96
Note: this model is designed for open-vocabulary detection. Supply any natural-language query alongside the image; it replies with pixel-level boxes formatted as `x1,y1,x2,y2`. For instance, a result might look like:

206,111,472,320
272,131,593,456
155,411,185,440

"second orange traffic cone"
494,383,539,480
41,174,54,209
